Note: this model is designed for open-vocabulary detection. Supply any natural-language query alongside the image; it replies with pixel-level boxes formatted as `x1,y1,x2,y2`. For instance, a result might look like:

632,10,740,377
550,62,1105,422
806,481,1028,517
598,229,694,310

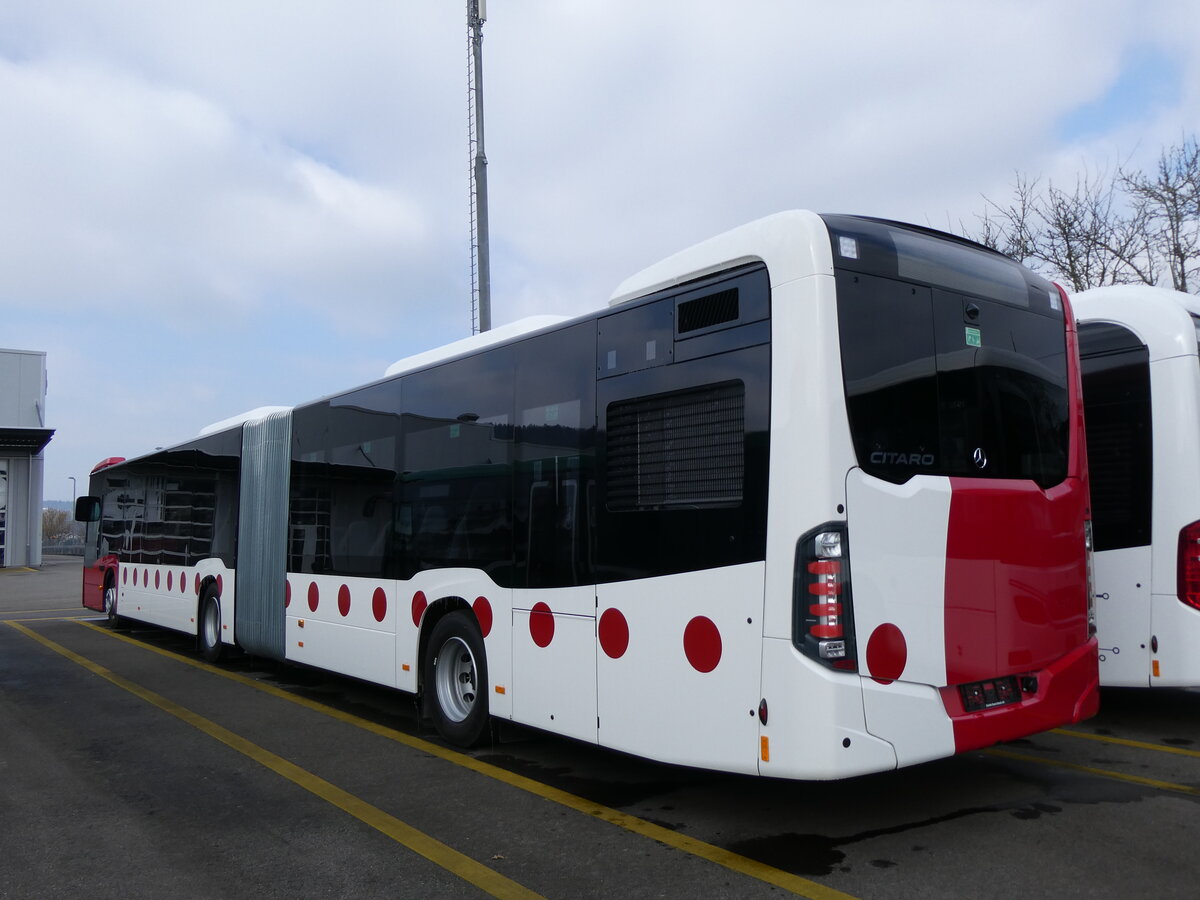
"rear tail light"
794,523,857,671
1178,520,1200,611
1084,519,1097,636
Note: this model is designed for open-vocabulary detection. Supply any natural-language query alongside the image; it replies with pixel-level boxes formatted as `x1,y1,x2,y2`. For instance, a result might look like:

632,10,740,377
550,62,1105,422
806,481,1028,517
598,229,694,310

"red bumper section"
939,637,1099,754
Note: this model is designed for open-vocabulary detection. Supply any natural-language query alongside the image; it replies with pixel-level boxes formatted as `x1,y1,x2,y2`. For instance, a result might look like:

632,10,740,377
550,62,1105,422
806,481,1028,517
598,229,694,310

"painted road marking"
6,621,546,900
68,619,858,900
984,747,1200,797
1052,727,1200,760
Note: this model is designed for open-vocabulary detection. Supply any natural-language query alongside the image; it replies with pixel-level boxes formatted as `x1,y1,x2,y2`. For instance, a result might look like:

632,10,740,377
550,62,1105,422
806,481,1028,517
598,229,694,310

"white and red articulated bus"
77,211,1099,779
1075,285,1200,687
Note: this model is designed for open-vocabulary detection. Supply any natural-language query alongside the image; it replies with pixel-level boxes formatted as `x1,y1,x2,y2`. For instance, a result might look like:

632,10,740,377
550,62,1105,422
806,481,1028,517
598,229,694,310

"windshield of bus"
1192,313,1200,357
823,215,1069,490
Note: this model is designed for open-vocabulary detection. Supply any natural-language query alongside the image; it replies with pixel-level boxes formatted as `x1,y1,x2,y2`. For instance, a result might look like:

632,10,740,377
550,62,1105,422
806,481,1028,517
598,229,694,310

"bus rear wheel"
199,588,224,663
425,610,489,747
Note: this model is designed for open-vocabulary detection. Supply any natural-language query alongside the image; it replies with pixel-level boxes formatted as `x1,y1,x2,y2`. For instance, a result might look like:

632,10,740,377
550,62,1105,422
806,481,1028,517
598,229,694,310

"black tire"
199,588,224,663
104,579,119,626
424,610,489,747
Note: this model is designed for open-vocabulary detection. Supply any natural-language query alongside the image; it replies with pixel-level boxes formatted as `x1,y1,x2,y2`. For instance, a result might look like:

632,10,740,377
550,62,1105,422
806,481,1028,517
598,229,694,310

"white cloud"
0,0,1197,495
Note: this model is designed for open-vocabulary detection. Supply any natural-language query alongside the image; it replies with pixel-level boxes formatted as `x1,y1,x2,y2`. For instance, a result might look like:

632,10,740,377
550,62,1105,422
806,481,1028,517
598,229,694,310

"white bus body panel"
760,271,850,640
285,572,397,688
848,472,958,767
1150,591,1200,686
758,638,898,779
596,564,766,776
511,585,597,743
1148,351,1200,685
116,559,233,641
1076,286,1200,686
1092,546,1153,685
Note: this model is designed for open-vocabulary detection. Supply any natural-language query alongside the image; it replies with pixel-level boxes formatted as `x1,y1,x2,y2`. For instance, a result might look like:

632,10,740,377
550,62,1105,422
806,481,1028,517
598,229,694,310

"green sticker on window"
965,326,982,348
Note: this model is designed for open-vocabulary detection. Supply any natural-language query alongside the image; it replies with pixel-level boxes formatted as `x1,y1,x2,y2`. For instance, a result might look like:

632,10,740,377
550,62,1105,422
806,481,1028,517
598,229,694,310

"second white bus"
1075,285,1200,686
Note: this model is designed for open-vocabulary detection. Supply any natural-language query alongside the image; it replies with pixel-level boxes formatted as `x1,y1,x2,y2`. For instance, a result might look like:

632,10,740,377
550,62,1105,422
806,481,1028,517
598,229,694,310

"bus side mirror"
74,496,101,523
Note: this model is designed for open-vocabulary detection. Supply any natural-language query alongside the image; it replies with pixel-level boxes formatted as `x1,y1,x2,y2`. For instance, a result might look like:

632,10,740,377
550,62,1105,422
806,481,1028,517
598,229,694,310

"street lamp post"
68,476,76,508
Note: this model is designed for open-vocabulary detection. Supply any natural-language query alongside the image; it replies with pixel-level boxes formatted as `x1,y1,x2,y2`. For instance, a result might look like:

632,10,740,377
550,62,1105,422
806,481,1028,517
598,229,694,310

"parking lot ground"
3,558,1199,899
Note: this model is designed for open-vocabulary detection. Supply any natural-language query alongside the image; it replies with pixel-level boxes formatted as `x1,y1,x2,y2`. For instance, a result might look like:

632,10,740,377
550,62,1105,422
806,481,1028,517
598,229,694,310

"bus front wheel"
424,610,489,747
199,588,224,663
104,581,119,626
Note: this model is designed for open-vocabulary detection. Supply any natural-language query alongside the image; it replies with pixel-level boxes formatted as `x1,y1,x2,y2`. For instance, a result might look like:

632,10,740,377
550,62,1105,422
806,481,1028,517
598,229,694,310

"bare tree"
974,168,1148,292
1120,135,1200,293
966,134,1200,294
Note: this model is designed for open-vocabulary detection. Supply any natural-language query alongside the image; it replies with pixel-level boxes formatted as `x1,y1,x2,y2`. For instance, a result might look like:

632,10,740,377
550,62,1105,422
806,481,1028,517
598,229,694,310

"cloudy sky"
2,0,1198,501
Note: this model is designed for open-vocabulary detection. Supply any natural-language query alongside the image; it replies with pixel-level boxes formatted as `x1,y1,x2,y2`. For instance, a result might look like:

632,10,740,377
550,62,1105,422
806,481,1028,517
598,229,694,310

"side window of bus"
100,479,129,558
399,349,515,580
513,322,597,588
113,473,147,564
1078,322,1153,551
290,385,403,578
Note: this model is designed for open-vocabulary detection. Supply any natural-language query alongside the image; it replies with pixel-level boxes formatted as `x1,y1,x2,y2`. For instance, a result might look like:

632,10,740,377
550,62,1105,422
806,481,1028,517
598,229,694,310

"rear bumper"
939,637,1099,754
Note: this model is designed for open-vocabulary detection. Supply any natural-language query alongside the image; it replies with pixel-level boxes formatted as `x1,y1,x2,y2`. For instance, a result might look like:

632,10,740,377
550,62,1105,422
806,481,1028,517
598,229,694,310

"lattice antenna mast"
467,0,491,333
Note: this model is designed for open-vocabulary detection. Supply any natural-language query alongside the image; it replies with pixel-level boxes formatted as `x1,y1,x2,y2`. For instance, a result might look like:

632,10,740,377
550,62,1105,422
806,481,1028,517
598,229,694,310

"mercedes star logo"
973,447,988,469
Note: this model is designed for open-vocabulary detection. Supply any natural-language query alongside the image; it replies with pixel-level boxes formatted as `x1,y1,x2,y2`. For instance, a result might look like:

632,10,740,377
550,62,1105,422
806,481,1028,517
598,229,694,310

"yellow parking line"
69,619,857,900
1,608,83,614
1051,727,1200,760
984,747,1200,796
6,621,544,900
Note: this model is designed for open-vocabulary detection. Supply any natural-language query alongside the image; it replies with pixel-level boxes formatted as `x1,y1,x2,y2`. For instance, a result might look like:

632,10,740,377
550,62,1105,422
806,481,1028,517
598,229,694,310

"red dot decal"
143,569,149,587
154,570,160,590
372,587,387,623
866,623,908,685
285,580,292,608
307,582,320,612
167,571,173,591
338,584,351,617
181,572,186,594
529,602,555,648
217,574,224,595
411,591,427,627
473,596,493,638
122,568,127,585
683,616,722,673
194,574,201,595
599,608,629,659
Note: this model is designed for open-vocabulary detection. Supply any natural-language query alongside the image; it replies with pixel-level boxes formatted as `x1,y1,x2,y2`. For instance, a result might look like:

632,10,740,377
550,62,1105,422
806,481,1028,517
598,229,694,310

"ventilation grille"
607,381,744,511
678,288,739,334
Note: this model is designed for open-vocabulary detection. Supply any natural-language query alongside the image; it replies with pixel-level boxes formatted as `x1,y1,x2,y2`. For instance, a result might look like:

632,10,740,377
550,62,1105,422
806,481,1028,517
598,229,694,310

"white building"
0,348,54,568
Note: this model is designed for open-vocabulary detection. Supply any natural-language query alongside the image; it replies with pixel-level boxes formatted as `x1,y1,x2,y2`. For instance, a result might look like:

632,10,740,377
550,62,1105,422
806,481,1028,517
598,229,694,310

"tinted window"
831,220,1068,489
99,431,242,568
398,349,514,580
290,382,402,578
597,346,770,581
1078,322,1153,550
513,322,597,588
